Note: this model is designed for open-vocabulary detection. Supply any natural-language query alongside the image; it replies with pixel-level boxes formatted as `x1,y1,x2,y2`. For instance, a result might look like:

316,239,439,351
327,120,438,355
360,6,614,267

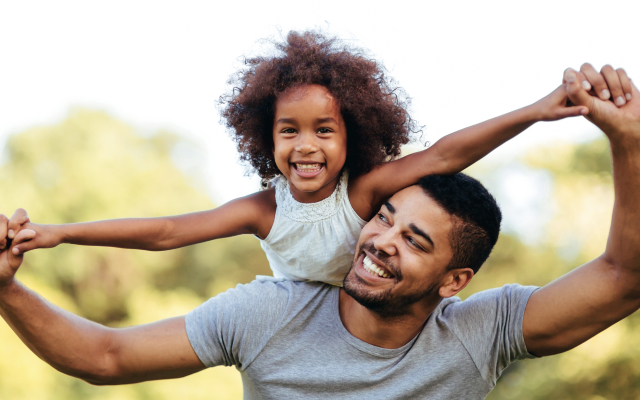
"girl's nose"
372,228,398,257
294,132,319,155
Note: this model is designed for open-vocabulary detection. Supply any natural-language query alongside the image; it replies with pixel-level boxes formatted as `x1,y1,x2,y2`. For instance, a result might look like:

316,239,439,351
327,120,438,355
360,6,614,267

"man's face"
344,185,456,316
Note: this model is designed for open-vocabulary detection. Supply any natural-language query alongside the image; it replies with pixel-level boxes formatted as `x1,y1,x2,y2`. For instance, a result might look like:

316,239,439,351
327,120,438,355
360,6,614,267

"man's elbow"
47,357,120,386
599,253,640,301
70,335,126,386
75,355,125,386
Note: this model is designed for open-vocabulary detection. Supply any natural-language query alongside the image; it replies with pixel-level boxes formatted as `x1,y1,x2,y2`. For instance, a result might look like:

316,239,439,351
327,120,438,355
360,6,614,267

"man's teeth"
296,163,322,172
362,255,391,278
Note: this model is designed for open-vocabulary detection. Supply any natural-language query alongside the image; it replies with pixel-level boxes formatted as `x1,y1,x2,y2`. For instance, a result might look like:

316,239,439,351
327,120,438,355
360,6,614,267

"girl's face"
272,84,347,203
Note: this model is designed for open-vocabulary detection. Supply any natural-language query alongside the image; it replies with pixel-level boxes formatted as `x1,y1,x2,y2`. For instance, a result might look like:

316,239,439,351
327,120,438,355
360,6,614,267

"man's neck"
338,289,440,349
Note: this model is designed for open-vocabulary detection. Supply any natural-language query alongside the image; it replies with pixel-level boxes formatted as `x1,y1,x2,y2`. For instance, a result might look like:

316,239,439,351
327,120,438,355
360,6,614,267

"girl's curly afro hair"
219,31,418,180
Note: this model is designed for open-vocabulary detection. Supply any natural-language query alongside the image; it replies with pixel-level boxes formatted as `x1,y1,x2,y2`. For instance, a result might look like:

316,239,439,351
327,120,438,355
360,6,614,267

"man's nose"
294,132,319,155
372,228,398,257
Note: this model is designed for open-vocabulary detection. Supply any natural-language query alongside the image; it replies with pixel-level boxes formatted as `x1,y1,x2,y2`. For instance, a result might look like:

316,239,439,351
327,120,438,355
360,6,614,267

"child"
6,31,590,286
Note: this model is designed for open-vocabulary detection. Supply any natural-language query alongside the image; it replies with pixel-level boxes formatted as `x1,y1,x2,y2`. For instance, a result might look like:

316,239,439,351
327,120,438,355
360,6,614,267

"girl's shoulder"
242,188,276,240
250,187,277,211
347,167,381,221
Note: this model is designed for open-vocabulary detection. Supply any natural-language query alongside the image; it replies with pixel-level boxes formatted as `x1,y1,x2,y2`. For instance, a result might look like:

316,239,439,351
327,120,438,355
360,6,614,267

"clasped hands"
563,64,639,139
0,209,35,285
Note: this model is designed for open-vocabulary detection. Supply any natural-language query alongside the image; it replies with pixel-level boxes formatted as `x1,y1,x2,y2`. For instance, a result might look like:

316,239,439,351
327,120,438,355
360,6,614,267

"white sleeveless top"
259,172,367,286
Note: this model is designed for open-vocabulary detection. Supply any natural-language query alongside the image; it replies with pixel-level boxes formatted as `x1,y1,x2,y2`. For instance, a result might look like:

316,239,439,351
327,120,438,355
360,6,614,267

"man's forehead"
388,185,433,208
386,185,451,225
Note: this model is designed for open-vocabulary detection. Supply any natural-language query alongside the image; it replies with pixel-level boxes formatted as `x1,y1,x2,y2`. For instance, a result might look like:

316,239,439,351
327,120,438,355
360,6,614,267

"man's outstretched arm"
0,232,205,385
523,65,640,357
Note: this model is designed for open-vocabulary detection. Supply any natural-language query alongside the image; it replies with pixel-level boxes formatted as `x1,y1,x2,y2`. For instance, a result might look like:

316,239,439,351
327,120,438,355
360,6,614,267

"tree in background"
0,109,270,399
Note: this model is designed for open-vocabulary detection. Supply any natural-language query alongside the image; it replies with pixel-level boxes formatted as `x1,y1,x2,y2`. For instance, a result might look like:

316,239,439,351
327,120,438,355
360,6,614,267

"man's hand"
0,229,35,287
6,209,62,255
564,64,639,139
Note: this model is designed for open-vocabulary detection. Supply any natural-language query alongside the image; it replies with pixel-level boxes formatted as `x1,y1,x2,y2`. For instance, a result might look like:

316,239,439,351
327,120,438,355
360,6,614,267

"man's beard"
343,242,440,318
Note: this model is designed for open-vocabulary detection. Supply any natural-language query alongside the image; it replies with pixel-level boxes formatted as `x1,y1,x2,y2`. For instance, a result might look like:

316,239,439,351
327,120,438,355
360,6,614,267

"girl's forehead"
277,84,335,103
274,85,341,120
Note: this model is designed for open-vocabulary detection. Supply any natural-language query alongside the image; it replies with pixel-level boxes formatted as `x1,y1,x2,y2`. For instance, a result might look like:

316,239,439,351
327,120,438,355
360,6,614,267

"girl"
7,31,590,286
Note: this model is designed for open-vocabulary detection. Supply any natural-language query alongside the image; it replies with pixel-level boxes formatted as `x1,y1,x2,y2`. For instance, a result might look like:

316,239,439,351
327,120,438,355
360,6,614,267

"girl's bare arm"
348,85,589,219
9,189,276,254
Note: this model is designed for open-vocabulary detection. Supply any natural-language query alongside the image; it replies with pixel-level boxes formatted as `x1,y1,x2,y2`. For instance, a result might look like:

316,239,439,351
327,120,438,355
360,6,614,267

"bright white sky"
1,0,639,210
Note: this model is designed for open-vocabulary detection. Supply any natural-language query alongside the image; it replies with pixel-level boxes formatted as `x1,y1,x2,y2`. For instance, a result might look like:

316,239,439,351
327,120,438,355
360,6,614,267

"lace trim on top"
275,172,348,223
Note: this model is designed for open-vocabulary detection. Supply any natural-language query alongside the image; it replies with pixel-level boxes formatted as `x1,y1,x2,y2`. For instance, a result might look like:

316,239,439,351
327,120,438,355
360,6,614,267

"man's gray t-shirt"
186,280,537,399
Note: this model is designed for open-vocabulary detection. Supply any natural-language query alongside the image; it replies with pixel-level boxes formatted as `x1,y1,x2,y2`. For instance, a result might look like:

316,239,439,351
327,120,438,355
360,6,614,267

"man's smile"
362,254,393,279
355,243,397,283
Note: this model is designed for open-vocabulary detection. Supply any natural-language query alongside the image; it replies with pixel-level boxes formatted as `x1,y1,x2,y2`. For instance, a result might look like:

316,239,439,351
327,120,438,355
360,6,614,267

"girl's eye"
317,127,333,134
281,128,297,134
378,213,389,223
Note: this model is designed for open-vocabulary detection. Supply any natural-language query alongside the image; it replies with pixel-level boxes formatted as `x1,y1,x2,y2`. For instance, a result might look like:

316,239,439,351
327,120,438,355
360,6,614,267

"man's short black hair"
417,173,501,274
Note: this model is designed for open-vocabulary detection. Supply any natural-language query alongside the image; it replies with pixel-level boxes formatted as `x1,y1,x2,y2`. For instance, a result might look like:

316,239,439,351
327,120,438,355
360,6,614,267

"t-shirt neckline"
330,287,422,359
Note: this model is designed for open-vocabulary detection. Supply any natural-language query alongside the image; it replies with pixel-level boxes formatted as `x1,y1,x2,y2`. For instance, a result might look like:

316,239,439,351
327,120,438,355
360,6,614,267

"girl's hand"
6,209,63,255
532,85,589,122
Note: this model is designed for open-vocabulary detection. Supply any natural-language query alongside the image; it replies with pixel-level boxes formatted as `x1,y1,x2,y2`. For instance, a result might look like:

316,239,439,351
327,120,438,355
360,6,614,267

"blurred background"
1,1,639,399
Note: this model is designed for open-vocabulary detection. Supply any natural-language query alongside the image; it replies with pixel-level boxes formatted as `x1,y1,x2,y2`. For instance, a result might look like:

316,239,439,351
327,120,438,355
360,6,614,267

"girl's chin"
290,182,326,195
288,180,338,202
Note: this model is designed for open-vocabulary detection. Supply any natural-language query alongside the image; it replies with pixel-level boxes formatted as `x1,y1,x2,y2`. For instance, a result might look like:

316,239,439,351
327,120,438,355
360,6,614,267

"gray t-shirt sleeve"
185,280,291,370
444,284,538,387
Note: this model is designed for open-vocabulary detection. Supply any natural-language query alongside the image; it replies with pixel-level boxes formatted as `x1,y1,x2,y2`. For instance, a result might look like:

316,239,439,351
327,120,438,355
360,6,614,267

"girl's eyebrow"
275,117,296,124
316,117,338,124
275,117,339,125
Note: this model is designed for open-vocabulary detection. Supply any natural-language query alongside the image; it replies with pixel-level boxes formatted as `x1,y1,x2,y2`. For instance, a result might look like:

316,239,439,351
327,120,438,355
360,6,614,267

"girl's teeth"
296,163,321,171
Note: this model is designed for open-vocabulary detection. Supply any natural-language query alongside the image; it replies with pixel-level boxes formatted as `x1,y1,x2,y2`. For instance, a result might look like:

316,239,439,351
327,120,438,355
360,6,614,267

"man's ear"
438,268,474,298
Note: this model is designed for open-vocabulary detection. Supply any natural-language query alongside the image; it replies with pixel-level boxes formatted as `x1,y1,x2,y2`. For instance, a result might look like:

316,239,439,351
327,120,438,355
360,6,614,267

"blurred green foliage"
0,109,270,399
0,110,637,399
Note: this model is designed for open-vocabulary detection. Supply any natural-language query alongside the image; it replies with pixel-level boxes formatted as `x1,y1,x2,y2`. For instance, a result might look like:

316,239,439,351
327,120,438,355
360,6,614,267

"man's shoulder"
437,284,539,321
185,280,337,369
427,284,539,386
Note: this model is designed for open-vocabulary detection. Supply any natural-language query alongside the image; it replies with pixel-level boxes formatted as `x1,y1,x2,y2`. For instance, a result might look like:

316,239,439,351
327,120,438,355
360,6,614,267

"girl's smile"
272,84,347,203
291,162,324,178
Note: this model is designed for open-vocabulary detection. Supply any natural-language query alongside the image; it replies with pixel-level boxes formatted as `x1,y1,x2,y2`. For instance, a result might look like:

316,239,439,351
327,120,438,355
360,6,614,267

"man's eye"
378,213,388,223
406,236,422,249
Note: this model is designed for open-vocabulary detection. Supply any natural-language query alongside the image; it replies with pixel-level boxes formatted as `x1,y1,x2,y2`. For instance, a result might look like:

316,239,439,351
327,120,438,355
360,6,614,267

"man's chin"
343,269,394,313
343,267,439,318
